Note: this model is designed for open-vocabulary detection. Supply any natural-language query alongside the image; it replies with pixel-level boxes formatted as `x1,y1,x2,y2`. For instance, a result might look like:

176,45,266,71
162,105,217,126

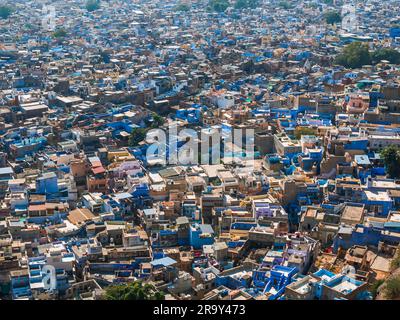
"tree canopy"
152,114,165,128
385,276,400,299
129,113,165,146
370,279,384,299
174,3,190,12
335,43,400,68
144,113,165,128
234,0,260,10
86,0,101,12
0,5,13,19
100,51,111,63
324,10,342,25
371,48,400,65
208,0,229,12
381,145,400,179
277,1,294,10
391,248,400,271
104,281,165,300
334,42,371,69
129,128,147,147
52,28,68,38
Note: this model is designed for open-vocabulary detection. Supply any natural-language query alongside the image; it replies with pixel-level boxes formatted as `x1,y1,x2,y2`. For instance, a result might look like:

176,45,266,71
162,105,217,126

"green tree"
234,0,259,9
385,276,400,299
307,3,318,9
144,114,165,129
52,28,67,38
372,48,400,65
391,247,400,270
381,145,400,179
334,42,372,69
324,10,342,25
86,0,101,12
105,281,165,300
174,3,190,11
0,5,13,19
129,128,147,147
277,1,294,9
152,114,165,128
208,0,229,12
100,51,111,63
370,279,384,299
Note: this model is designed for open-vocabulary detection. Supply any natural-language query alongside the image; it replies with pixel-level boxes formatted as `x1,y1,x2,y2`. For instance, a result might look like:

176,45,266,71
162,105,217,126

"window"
370,205,383,214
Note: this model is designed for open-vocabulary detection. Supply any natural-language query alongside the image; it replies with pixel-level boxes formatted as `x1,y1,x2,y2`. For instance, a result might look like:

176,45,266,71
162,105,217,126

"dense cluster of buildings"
0,0,400,300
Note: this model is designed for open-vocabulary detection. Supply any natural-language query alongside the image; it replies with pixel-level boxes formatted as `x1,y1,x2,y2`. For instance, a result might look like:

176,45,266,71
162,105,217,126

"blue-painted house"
189,224,215,249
